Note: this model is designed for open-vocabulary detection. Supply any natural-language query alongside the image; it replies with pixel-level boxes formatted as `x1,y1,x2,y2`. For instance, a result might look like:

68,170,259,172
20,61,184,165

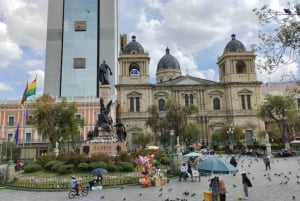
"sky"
0,0,299,101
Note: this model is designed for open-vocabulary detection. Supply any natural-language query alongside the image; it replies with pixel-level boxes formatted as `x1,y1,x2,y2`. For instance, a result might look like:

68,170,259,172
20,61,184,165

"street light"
170,130,174,159
158,131,161,149
227,125,235,151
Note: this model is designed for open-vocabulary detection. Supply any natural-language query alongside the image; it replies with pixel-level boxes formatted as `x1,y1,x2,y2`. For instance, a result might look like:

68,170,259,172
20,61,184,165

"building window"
75,113,81,124
185,94,189,106
42,133,47,143
247,95,252,109
8,133,13,142
236,61,246,74
158,99,165,111
213,98,220,110
190,94,194,105
184,93,194,107
136,97,140,112
8,116,14,126
130,97,134,112
25,132,32,143
241,95,252,110
74,21,86,31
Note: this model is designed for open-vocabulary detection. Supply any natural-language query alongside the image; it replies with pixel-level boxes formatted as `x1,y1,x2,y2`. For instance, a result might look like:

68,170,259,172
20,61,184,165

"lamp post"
227,125,235,151
158,131,161,149
170,130,174,159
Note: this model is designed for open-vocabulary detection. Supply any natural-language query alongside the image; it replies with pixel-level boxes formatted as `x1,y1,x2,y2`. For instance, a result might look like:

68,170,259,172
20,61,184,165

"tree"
211,125,245,147
131,132,152,149
257,94,297,149
145,105,159,145
163,98,199,144
33,94,83,153
182,122,202,146
253,3,300,79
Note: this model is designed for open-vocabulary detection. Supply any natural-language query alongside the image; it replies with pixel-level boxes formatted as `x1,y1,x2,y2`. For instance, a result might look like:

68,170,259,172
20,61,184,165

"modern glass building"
44,0,118,98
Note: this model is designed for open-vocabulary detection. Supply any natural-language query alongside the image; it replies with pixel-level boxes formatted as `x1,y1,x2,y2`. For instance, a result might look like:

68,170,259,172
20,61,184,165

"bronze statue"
94,98,113,132
98,60,112,85
115,118,126,142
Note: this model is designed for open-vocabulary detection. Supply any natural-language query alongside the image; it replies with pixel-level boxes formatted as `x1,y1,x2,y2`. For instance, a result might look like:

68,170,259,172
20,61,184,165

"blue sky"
0,0,299,101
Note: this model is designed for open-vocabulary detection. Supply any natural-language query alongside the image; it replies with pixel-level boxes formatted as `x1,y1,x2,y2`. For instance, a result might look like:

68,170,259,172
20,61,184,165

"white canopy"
290,140,300,144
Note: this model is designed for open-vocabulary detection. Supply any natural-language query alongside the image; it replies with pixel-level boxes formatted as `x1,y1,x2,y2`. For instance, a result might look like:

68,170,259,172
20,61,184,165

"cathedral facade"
116,34,265,149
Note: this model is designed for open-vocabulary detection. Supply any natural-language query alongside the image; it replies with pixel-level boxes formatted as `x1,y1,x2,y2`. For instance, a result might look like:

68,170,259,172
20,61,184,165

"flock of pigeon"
97,155,300,201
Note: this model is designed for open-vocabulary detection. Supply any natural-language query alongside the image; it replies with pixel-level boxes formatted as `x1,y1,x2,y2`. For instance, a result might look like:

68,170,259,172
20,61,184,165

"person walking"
241,170,252,200
187,160,193,181
264,155,271,170
230,155,237,176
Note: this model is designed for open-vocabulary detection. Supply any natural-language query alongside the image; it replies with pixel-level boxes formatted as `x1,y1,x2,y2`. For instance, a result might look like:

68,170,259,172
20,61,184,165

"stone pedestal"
5,164,15,184
99,85,111,104
266,143,272,156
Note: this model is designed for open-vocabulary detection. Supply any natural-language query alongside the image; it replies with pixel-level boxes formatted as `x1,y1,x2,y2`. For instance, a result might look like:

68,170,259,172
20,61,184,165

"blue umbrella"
183,152,203,157
196,156,238,174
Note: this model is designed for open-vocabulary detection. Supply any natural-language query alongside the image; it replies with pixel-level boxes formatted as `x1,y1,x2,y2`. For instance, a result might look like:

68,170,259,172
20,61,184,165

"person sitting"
70,176,79,196
179,163,188,181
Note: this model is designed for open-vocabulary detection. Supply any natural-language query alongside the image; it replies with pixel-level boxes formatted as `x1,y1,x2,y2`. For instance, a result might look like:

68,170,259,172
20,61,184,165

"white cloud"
25,59,43,67
0,82,13,92
0,22,23,68
0,0,48,53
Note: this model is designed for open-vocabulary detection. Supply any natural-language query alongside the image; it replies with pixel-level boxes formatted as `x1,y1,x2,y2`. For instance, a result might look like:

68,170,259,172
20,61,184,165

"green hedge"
23,163,42,173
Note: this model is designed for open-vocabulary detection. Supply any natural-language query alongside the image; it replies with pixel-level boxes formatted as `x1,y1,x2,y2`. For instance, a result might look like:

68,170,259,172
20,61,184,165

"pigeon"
292,196,295,200
159,187,163,192
191,193,196,197
139,193,142,197
123,198,126,201
183,191,189,196
233,184,237,188
120,186,125,190
100,195,104,199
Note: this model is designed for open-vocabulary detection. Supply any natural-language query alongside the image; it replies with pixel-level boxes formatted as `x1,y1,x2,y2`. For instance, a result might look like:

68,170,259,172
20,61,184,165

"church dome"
157,47,181,71
123,35,144,54
224,34,246,52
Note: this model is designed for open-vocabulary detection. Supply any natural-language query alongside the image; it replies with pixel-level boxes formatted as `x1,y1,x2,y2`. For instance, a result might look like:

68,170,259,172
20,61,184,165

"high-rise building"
44,0,118,98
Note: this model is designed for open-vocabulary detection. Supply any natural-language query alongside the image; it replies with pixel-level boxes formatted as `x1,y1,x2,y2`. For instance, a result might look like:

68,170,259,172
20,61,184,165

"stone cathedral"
116,34,265,150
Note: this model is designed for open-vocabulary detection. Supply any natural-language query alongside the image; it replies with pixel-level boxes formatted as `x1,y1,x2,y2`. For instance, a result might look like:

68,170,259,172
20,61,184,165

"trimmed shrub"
118,162,135,172
23,163,42,173
44,160,61,171
160,156,170,165
97,161,107,169
57,152,87,167
37,153,56,167
77,163,89,171
88,162,100,170
107,163,118,172
50,161,65,172
57,164,74,174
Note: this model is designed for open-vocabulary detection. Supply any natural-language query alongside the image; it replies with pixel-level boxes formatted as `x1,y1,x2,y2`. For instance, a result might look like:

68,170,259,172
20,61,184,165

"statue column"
265,133,272,156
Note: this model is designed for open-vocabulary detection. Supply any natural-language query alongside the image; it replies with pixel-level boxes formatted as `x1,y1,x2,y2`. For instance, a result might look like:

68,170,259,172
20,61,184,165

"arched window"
129,63,140,77
213,98,220,110
158,99,165,111
236,61,246,74
190,94,194,105
185,94,189,106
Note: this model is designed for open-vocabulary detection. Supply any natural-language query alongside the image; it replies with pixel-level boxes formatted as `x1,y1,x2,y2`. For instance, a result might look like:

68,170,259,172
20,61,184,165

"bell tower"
118,35,150,85
217,34,257,83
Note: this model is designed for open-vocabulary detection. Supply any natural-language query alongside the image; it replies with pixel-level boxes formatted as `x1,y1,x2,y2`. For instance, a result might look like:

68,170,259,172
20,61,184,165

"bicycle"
68,184,89,199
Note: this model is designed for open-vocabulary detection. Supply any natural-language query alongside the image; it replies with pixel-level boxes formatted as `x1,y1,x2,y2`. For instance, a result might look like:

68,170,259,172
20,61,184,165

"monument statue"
115,118,127,142
98,60,112,85
94,98,113,133
265,133,270,144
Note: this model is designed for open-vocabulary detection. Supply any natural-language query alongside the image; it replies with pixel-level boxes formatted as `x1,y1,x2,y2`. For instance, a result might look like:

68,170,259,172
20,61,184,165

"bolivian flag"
26,77,37,97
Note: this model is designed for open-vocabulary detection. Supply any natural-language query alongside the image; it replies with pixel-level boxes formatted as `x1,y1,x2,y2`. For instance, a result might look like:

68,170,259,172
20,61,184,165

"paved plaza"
0,155,299,201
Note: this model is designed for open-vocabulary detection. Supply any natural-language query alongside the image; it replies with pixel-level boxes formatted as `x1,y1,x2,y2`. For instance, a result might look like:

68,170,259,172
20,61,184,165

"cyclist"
70,176,79,196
